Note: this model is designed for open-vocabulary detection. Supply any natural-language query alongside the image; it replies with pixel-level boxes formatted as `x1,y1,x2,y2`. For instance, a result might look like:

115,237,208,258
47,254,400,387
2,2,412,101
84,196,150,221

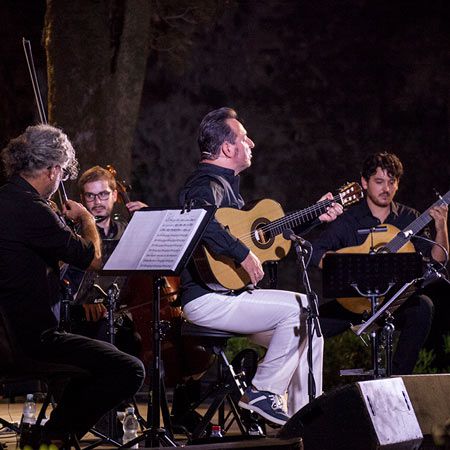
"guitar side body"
335,224,416,314
194,199,292,291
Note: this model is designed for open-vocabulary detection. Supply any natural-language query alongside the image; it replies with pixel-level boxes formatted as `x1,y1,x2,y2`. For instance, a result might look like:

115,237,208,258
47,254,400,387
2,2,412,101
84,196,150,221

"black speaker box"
279,378,422,450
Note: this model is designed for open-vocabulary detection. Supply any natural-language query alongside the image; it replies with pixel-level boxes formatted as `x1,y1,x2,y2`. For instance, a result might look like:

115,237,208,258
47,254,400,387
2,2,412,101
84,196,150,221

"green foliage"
323,330,372,389
413,348,438,374
223,332,450,392
224,336,265,362
414,334,450,374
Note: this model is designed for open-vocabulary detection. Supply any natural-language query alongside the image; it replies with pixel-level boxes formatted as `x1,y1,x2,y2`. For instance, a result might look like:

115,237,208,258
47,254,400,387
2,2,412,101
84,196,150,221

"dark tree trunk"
44,0,151,193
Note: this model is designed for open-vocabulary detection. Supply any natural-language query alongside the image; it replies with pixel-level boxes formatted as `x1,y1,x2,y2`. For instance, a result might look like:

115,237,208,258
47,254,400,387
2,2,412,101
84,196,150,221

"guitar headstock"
338,182,363,207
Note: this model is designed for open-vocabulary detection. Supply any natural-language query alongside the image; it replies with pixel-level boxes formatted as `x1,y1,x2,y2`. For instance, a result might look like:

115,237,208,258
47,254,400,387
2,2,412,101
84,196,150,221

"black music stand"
322,252,423,378
102,206,215,447
351,278,422,375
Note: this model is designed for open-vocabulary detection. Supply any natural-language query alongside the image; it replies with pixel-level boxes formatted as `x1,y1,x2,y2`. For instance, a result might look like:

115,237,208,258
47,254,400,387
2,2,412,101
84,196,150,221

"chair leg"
0,416,20,433
190,349,248,440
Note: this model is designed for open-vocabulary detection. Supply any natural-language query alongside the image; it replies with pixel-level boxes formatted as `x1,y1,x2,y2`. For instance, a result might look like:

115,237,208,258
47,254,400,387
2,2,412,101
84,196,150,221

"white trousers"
183,289,323,415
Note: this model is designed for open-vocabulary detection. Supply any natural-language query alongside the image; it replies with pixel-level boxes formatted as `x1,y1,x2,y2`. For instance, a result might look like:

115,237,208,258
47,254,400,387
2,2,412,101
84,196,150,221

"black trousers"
29,331,145,440
319,293,434,375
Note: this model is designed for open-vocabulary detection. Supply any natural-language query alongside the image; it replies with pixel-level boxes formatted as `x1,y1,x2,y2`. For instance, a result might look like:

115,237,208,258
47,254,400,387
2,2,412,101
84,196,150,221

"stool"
180,321,263,441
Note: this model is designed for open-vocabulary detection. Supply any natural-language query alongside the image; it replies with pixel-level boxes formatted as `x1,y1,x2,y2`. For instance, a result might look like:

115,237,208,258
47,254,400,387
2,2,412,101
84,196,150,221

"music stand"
322,252,423,378
102,206,215,447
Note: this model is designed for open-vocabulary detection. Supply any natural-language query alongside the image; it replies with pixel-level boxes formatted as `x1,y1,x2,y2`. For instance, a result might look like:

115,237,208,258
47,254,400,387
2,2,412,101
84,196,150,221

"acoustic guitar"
336,190,450,314
194,182,363,291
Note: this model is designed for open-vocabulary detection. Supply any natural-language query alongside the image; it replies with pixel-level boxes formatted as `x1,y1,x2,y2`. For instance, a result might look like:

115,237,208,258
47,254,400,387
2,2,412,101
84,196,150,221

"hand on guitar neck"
428,203,449,263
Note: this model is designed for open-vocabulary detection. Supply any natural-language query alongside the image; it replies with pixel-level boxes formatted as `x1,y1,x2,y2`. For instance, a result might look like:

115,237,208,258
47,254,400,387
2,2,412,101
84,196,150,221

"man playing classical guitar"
311,152,449,374
178,107,343,426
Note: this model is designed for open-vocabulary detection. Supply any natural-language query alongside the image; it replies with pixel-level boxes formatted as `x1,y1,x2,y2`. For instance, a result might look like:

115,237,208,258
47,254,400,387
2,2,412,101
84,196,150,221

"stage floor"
0,395,444,449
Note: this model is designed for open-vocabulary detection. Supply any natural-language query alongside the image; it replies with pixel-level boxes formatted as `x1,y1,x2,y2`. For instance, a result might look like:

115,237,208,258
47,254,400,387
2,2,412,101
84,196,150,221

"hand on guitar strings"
317,192,344,223
240,250,265,286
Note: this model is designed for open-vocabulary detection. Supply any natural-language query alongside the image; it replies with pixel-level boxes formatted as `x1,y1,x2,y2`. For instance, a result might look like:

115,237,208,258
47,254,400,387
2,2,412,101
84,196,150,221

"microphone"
282,228,311,247
357,225,388,235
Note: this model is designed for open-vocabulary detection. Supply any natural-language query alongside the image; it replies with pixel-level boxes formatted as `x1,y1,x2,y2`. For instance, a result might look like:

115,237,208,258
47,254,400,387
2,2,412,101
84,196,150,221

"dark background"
1,0,449,368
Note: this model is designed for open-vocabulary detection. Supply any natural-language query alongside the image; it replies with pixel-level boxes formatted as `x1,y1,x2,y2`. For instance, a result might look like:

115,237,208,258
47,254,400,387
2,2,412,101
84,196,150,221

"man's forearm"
431,228,449,263
79,212,102,270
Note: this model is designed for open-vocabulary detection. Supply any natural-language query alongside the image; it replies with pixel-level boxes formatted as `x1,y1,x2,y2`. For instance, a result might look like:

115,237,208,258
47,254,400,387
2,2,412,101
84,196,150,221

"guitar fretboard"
268,194,341,238
386,190,450,253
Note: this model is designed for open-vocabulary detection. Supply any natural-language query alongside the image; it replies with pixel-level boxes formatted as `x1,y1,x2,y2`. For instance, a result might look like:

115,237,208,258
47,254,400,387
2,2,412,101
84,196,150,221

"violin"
106,164,133,219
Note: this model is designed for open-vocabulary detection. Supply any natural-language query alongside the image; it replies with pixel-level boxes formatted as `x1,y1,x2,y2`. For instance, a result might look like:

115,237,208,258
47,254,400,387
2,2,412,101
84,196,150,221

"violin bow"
22,37,68,203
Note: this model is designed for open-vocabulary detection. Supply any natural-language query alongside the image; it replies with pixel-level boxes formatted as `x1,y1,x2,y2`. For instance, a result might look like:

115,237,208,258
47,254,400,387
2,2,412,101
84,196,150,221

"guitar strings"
236,195,340,244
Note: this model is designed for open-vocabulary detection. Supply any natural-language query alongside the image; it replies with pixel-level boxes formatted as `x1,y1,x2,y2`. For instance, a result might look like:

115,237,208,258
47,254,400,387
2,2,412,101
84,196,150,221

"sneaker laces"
267,394,284,411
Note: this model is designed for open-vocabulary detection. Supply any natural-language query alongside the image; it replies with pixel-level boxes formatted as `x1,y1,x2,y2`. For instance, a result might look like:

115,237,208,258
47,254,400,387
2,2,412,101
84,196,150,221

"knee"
399,294,434,330
414,295,434,324
117,355,145,395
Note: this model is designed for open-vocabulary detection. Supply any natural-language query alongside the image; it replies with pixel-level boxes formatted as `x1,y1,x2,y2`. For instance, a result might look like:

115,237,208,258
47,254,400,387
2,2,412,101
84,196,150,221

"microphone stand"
290,234,322,403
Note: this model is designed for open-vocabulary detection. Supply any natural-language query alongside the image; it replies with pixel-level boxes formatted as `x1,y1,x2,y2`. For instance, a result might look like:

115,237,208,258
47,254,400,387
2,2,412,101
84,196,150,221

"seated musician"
178,107,343,425
311,152,449,374
65,165,147,355
0,124,144,446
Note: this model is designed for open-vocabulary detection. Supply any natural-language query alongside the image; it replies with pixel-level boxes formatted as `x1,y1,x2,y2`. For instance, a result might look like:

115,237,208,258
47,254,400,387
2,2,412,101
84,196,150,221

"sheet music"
103,209,207,272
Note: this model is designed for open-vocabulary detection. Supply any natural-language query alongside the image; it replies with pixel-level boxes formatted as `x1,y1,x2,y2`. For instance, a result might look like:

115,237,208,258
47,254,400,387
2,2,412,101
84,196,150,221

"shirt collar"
198,162,237,179
358,198,399,219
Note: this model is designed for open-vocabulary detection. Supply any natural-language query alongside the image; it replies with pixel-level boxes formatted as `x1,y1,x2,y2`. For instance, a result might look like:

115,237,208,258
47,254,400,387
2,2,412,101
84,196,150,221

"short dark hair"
198,107,238,160
78,165,117,192
361,152,404,181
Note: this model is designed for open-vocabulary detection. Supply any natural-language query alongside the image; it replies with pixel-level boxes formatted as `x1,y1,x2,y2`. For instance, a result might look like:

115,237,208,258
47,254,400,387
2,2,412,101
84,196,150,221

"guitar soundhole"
251,218,274,250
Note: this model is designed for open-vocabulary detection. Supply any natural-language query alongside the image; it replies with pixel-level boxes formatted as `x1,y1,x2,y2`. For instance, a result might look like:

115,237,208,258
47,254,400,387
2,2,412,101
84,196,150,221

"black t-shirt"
0,176,94,348
310,199,432,267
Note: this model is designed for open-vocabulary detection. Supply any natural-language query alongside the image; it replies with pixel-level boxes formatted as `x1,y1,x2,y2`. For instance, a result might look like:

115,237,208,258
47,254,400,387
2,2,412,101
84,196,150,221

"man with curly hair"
0,124,145,446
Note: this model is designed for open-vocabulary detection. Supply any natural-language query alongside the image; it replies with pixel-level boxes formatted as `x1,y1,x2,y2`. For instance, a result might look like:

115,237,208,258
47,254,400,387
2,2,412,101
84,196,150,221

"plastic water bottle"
122,406,139,448
210,425,223,438
19,394,37,448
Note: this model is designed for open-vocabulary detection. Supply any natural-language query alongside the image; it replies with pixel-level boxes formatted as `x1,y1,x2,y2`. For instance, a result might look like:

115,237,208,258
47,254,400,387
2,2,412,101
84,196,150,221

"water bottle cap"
211,425,221,431
125,406,135,414
26,394,34,401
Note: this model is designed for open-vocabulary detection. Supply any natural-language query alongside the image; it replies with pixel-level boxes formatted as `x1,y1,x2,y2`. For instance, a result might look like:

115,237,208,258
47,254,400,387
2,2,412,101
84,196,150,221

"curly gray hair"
1,124,79,179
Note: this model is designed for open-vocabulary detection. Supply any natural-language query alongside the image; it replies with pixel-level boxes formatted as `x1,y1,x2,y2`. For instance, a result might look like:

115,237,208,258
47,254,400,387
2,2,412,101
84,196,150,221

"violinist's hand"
318,192,343,223
240,251,264,286
83,303,107,322
126,201,148,213
62,200,92,224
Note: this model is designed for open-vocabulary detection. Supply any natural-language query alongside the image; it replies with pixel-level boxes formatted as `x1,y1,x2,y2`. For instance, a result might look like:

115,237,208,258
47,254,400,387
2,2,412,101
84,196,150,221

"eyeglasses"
61,167,70,181
83,190,112,202
48,165,70,181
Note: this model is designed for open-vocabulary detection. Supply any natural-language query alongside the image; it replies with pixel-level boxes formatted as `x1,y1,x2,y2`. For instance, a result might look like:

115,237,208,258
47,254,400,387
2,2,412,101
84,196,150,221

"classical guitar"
336,190,450,314
194,182,363,291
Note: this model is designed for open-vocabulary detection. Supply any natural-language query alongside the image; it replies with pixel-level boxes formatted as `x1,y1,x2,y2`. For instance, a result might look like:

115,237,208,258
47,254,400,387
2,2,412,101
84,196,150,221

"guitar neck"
268,193,341,238
386,190,450,253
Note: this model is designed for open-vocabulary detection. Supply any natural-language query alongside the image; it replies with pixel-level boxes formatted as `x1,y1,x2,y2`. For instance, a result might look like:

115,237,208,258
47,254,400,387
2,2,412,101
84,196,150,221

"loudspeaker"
401,374,450,435
279,378,422,450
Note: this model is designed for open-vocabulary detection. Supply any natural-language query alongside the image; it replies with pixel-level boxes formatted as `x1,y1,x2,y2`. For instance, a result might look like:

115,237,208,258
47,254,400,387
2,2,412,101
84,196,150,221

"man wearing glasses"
0,124,144,446
79,165,146,241
66,165,147,328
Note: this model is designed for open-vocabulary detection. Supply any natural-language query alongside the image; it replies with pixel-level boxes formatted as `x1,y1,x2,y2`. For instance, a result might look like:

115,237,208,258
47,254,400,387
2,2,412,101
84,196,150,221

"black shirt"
62,217,127,304
178,163,320,306
178,164,249,305
310,198,432,267
0,176,94,348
